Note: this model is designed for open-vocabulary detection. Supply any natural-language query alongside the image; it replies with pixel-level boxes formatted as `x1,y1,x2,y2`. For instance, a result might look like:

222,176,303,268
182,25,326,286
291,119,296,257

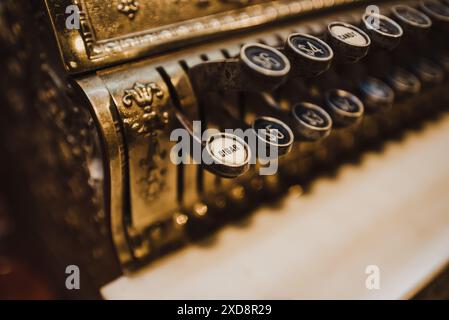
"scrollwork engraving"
122,82,168,136
122,82,169,201
117,0,139,19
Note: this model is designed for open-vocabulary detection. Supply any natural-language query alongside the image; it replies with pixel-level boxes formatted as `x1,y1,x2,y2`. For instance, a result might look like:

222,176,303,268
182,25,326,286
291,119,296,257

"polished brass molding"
75,75,135,269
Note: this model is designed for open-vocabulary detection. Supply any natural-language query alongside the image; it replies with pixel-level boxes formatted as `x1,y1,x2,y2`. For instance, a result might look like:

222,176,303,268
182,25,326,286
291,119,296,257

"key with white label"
174,111,251,179
203,132,251,179
326,21,371,63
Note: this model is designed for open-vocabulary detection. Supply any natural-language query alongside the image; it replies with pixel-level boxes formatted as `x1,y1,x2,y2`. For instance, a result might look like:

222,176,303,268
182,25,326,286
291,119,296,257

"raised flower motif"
117,0,139,19
122,82,168,136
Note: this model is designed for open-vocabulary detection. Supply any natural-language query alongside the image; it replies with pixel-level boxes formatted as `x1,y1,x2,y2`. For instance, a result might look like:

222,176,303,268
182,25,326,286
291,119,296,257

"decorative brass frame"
76,75,135,268
44,0,358,74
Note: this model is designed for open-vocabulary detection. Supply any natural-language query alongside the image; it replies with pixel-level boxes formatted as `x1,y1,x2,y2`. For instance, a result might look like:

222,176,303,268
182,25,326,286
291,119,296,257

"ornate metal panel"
44,0,358,73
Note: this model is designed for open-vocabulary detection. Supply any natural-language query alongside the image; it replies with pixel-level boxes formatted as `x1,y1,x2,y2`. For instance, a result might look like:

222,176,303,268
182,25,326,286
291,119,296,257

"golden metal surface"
98,63,180,238
75,75,134,268
44,0,359,73
161,62,201,209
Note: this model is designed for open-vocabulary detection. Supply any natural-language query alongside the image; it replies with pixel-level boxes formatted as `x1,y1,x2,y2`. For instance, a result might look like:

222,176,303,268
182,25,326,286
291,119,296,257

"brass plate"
44,0,357,73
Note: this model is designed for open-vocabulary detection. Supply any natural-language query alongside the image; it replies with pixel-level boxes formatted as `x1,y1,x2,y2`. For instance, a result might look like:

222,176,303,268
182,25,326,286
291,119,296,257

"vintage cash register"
1,0,449,299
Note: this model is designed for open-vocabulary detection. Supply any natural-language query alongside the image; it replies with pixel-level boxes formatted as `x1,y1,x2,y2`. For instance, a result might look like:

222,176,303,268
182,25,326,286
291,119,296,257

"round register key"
391,5,432,36
204,133,251,178
292,102,333,141
387,67,422,99
412,58,445,87
285,33,334,77
240,43,291,86
188,43,291,94
252,116,294,157
325,89,365,127
358,77,395,113
362,13,403,50
327,22,371,63
420,0,449,29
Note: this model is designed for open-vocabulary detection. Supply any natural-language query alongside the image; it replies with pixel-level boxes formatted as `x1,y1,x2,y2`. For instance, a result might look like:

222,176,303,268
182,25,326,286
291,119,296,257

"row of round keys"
179,33,334,179
188,56,448,180
181,88,367,179
198,70,448,179
176,1,449,179
188,1,449,92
